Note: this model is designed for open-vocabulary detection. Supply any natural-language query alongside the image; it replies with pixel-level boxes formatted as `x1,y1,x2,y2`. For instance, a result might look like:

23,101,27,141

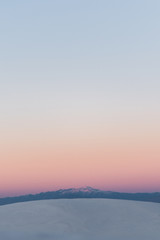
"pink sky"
0,117,160,197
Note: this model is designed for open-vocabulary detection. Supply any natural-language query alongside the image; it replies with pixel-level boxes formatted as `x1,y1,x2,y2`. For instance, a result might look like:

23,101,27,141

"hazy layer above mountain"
0,199,160,240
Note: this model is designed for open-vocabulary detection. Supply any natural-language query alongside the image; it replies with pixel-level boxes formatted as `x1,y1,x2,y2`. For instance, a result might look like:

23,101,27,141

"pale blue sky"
0,0,160,136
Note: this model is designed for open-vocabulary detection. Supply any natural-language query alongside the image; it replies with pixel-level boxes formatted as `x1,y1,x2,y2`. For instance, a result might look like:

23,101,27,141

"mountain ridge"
0,186,160,206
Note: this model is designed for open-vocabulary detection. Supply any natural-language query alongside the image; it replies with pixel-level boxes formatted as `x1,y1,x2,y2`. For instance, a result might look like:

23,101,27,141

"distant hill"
0,186,160,206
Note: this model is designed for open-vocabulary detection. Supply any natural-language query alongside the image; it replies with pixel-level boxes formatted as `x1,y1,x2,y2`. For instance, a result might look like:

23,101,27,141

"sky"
0,0,160,196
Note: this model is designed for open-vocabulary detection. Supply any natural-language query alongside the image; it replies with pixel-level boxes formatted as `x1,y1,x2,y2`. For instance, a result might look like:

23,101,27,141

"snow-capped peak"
59,186,99,193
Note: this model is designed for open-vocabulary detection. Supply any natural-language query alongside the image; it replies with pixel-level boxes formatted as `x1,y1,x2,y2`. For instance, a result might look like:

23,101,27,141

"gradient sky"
0,0,160,197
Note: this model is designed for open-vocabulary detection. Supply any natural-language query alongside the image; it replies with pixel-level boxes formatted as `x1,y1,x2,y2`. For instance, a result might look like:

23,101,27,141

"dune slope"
0,199,160,240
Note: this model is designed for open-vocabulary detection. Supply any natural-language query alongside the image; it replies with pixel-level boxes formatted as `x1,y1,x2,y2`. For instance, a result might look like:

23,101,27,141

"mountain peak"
58,186,99,194
77,186,99,192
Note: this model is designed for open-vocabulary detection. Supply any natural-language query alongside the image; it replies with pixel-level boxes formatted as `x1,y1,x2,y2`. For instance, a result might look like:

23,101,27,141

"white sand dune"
0,199,160,240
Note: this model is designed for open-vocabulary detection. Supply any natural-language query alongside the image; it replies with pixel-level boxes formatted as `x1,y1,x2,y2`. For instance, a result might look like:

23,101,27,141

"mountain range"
0,186,160,206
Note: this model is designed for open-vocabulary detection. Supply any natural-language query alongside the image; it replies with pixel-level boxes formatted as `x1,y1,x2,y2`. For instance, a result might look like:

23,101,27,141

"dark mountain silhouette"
0,186,160,206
